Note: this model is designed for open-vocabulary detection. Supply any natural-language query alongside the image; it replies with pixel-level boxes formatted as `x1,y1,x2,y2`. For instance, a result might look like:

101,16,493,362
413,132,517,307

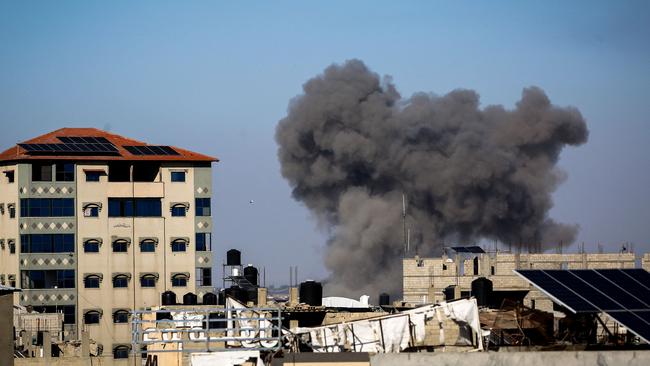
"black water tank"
244,265,258,286
183,292,198,305
379,293,390,306
227,249,241,266
471,277,493,307
246,288,258,304
225,285,247,303
444,285,456,301
299,280,323,306
202,292,217,305
162,291,176,305
217,290,226,305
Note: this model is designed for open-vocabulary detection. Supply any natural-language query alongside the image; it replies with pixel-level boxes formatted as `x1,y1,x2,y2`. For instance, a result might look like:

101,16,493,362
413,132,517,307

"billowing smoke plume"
276,60,588,297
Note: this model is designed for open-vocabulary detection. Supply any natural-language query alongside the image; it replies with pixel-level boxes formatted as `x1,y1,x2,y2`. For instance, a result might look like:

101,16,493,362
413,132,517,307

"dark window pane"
113,276,128,288
112,240,128,253
140,276,156,287
195,233,211,251
84,240,100,253
171,240,186,252
32,163,52,182
171,205,186,217
172,275,187,287
85,171,101,182
114,311,129,323
55,163,75,181
140,240,156,252
85,311,100,324
171,171,185,182
113,346,129,359
84,276,100,288
195,198,211,216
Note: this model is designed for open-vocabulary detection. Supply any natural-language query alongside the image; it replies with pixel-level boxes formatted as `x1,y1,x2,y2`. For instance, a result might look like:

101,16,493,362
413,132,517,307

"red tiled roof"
0,128,219,163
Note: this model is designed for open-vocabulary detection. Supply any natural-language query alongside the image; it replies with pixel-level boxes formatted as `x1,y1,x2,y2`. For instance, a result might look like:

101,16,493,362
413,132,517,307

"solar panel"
19,142,119,155
123,145,180,156
451,246,485,253
515,268,650,343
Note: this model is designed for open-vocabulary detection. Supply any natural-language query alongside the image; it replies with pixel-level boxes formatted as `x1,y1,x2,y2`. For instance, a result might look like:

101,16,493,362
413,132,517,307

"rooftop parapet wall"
403,251,642,304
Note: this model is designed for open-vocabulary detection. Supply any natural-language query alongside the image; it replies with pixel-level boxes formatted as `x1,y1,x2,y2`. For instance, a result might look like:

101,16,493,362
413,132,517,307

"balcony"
107,182,164,197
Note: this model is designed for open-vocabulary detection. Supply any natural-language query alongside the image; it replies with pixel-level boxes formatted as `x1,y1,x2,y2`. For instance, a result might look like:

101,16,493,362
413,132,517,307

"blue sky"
1,1,649,285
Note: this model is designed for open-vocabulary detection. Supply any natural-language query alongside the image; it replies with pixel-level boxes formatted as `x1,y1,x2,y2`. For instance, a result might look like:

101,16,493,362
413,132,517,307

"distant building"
403,249,650,311
0,128,217,359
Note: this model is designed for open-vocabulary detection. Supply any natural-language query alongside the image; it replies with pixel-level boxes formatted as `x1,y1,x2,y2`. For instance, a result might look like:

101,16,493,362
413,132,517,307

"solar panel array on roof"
450,246,485,253
123,145,180,156
515,268,650,343
57,136,111,144
18,142,119,155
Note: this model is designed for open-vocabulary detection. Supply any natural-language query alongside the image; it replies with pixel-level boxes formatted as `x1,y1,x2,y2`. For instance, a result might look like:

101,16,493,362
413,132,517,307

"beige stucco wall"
75,163,207,355
0,163,20,301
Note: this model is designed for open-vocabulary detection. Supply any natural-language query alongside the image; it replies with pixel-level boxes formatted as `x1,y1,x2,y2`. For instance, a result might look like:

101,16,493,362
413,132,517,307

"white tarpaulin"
191,351,263,366
293,298,483,352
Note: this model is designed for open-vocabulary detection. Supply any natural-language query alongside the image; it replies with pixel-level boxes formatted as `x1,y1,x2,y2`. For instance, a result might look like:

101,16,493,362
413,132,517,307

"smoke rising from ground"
275,60,588,297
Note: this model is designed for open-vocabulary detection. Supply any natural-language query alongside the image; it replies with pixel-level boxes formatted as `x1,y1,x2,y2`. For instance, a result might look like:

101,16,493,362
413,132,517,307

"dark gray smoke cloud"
276,60,588,297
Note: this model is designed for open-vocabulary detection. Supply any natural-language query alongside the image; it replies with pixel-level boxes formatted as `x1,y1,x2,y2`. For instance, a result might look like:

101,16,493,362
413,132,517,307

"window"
85,171,102,182
113,275,129,288
108,198,161,217
113,345,130,359
171,204,186,217
113,310,129,323
171,239,187,252
4,170,14,183
83,204,100,217
196,267,212,287
195,233,211,251
32,163,52,182
9,240,16,254
135,198,162,217
55,163,74,181
21,270,75,289
491,266,495,275
84,275,101,288
21,234,75,253
84,239,101,253
139,239,156,252
140,274,156,288
171,171,186,182
112,239,129,253
84,310,101,324
442,263,448,271
8,203,15,218
20,198,74,217
195,198,210,216
171,274,188,287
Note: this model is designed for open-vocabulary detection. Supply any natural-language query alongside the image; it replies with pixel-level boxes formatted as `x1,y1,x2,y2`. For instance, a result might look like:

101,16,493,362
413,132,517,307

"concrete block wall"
403,252,641,305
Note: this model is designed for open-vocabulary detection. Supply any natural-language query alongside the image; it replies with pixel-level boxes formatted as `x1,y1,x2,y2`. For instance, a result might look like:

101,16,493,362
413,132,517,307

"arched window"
84,310,101,324
113,345,130,359
139,239,156,252
171,238,187,252
113,309,130,323
171,274,188,287
84,275,101,288
82,203,101,217
140,274,157,288
112,239,129,253
84,239,101,253
170,203,187,217
113,274,130,288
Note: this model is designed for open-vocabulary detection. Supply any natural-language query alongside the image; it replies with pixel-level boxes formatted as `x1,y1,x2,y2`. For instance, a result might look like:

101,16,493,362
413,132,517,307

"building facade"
0,128,217,359
403,250,650,312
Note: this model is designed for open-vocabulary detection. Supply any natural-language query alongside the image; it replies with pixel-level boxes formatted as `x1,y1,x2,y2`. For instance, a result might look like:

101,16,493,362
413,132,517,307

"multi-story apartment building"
0,128,217,359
